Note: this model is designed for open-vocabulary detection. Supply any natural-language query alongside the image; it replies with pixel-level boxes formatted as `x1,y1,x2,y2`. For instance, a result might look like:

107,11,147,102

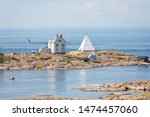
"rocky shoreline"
0,50,150,70
79,80,150,92
78,80,150,100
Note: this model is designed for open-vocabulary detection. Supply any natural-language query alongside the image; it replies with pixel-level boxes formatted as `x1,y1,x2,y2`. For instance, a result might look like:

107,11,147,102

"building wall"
49,39,66,54
51,43,55,53
48,42,52,48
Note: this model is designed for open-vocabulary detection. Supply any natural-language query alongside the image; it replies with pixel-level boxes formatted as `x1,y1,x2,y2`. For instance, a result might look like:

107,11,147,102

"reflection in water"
0,70,3,78
0,71,4,80
79,69,88,86
47,70,66,94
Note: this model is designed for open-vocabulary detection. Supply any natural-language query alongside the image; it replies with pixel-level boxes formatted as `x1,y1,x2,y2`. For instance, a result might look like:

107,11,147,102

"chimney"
60,34,63,39
56,34,59,39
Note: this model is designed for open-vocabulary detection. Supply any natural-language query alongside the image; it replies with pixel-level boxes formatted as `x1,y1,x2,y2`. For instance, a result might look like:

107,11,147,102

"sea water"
0,66,150,99
0,27,150,56
0,27,150,99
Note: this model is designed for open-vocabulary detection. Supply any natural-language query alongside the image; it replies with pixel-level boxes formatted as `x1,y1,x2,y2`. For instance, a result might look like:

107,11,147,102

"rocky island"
78,80,150,100
0,50,150,70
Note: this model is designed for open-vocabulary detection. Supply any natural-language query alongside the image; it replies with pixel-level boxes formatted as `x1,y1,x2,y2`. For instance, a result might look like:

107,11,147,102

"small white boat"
9,77,15,80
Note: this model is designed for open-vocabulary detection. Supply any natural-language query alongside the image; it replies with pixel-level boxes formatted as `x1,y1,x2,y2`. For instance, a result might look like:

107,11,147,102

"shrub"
4,56,13,62
0,52,4,63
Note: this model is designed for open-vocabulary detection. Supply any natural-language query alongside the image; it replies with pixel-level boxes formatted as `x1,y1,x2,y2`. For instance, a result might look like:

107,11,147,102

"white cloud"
64,0,81,12
64,0,98,12
83,1,96,9
107,0,150,15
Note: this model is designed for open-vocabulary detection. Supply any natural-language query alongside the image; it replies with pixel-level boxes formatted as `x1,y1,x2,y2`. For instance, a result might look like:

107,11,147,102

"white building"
48,34,66,54
39,45,50,53
88,53,97,61
39,34,66,54
78,35,95,52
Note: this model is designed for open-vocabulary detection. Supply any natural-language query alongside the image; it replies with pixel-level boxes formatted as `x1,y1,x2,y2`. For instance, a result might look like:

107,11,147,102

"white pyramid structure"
78,35,95,51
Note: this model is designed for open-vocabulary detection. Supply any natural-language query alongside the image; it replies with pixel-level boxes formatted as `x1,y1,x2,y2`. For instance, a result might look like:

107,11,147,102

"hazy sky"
0,0,150,28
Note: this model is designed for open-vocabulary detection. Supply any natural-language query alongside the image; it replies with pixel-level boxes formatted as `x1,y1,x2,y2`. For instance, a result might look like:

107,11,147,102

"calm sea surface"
0,28,150,99
0,27,150,56
0,66,150,99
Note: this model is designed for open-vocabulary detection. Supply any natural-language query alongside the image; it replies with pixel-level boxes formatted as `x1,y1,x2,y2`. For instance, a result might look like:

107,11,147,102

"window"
62,44,64,47
58,40,62,42
56,44,58,47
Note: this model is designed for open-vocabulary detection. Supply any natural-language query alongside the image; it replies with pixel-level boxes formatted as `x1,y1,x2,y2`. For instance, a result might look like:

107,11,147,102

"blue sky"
0,0,150,28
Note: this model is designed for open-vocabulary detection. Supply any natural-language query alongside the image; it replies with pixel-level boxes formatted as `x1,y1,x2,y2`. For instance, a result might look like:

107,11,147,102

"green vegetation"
40,57,51,60
4,56,14,62
0,52,4,63
48,59,56,62
0,53,19,63
35,52,41,56
116,57,129,61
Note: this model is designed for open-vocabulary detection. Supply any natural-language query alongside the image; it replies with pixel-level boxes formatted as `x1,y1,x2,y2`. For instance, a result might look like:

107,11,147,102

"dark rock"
83,58,89,62
137,56,149,62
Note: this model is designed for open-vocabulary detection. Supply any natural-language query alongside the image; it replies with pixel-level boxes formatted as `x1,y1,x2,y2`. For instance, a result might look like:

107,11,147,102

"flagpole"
27,37,31,53
27,39,28,53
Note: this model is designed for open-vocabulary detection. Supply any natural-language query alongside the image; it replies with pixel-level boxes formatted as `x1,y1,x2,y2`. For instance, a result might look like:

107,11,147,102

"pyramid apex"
78,35,95,51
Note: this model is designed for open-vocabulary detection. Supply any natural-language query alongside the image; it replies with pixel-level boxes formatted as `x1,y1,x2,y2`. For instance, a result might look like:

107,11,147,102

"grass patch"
48,59,56,62
116,57,129,61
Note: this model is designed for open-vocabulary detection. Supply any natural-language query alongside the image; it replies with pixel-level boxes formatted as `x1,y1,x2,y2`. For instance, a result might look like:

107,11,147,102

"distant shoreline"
0,50,150,70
